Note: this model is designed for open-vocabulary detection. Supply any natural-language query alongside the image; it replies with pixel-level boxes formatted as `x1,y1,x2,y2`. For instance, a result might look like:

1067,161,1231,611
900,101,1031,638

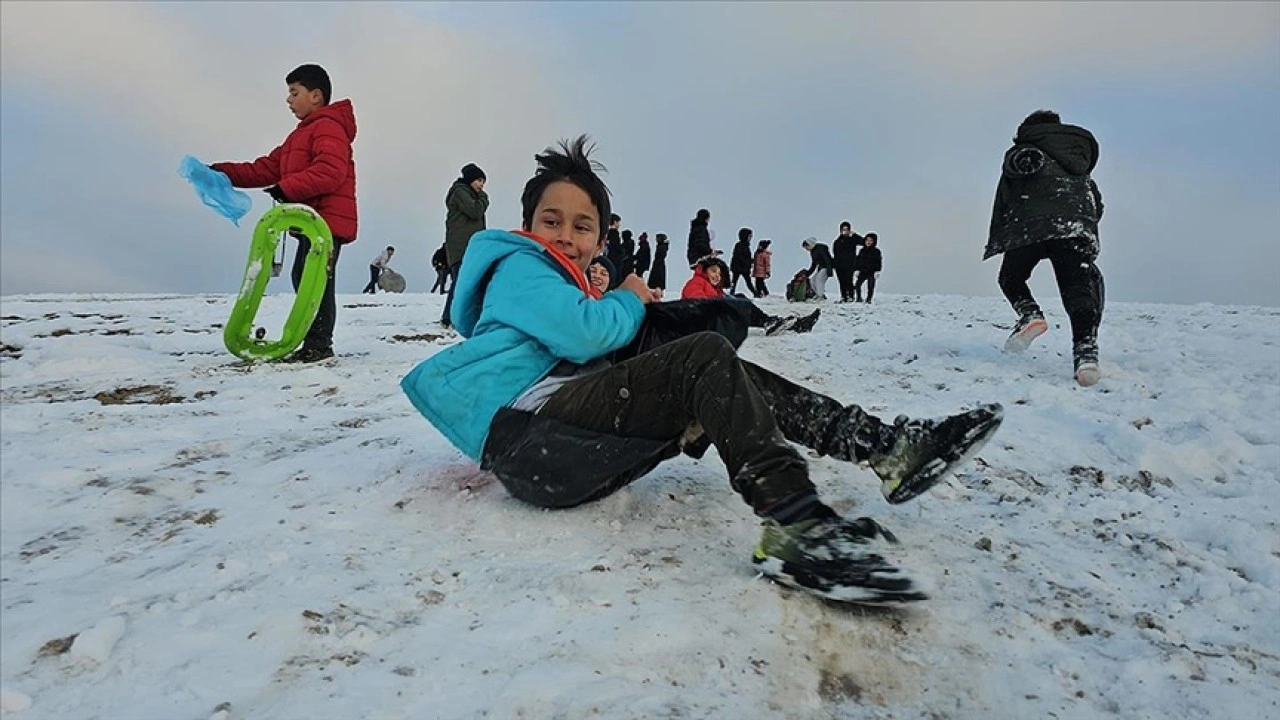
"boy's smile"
529,181,602,273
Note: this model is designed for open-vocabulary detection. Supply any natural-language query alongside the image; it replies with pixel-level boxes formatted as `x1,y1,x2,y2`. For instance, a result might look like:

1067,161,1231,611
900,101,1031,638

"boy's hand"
264,185,288,203
619,274,654,304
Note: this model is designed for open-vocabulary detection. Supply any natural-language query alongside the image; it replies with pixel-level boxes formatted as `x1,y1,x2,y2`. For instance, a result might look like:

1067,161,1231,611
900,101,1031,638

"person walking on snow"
985,109,1106,387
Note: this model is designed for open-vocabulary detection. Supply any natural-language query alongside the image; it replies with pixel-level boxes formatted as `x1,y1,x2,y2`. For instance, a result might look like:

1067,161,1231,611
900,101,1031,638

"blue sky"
2,2,1278,307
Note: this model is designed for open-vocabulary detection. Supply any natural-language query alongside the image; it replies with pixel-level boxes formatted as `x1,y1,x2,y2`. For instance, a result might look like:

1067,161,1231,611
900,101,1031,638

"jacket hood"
1014,123,1097,175
301,99,357,142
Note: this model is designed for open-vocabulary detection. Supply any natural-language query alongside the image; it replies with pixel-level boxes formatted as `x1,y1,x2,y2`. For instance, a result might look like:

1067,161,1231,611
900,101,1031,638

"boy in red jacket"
211,64,358,363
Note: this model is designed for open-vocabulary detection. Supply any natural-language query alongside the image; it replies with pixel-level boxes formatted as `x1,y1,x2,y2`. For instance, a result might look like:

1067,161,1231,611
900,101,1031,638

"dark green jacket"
985,123,1104,260
445,180,490,266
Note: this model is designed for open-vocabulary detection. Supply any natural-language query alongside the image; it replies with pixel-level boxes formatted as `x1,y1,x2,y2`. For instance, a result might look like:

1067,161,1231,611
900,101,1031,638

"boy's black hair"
286,64,331,105
656,233,668,242
695,208,711,222
840,220,851,230
1021,109,1060,126
865,232,878,243
622,229,633,240
387,245,395,251
610,213,621,224
521,135,612,241
738,227,753,242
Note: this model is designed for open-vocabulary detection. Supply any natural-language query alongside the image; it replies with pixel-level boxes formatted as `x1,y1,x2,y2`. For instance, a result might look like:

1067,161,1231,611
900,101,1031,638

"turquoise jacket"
401,229,647,459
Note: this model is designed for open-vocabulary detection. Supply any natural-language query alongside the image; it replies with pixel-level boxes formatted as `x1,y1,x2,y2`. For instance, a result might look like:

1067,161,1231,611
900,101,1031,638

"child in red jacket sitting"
681,258,820,335
211,64,358,363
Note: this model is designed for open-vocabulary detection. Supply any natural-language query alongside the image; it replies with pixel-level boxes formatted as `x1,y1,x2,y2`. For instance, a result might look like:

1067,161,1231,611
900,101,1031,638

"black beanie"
461,163,486,183
739,227,753,242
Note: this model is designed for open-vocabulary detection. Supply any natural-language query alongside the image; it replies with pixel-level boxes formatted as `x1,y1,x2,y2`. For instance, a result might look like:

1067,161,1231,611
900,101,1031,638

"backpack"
786,270,814,302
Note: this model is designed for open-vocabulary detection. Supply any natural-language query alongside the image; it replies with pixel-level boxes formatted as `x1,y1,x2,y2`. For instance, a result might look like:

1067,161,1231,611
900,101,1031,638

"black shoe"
869,404,1004,504
789,308,821,333
284,346,335,364
754,515,927,604
764,316,795,336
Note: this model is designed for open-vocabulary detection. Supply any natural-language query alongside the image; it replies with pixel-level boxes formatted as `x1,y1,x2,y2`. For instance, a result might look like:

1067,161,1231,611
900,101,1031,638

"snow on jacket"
752,248,772,278
213,100,359,242
401,229,646,459
985,122,1103,260
681,266,726,300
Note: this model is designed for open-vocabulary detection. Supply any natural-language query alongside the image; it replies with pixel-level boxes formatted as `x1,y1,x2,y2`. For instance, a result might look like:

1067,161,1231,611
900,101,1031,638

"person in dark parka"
686,208,713,268
730,227,755,296
853,233,882,303
985,109,1105,387
831,221,862,302
634,232,652,280
442,162,489,328
647,233,670,295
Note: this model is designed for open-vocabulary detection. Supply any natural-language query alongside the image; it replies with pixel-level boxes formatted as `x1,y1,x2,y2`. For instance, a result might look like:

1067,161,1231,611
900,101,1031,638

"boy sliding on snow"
211,64,358,363
401,137,1003,604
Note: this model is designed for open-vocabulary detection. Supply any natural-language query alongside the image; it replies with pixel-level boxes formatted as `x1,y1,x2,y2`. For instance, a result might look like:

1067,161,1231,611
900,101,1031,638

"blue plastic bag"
179,155,252,226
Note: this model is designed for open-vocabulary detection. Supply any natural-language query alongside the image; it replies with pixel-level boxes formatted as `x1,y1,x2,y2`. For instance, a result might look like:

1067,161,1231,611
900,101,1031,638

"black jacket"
687,219,713,267
805,243,834,274
854,246,882,273
731,239,753,275
647,240,669,290
985,123,1104,260
635,239,652,275
832,234,862,271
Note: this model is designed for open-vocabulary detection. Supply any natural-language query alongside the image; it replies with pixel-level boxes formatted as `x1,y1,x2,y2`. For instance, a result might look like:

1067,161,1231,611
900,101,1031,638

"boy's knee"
684,331,737,361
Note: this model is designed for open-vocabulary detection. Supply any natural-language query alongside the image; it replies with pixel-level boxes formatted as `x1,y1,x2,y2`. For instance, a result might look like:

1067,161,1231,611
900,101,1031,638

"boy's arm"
212,145,284,188
449,186,489,221
484,254,645,364
277,119,350,202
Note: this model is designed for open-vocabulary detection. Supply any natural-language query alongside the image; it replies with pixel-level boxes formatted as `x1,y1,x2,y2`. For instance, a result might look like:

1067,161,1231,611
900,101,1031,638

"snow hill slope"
1,291,1277,720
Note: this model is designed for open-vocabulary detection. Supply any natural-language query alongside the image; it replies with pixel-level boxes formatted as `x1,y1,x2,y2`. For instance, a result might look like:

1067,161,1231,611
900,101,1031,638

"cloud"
0,2,574,293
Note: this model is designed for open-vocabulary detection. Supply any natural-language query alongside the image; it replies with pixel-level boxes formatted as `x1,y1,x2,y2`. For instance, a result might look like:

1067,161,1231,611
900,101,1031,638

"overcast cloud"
2,1,1277,307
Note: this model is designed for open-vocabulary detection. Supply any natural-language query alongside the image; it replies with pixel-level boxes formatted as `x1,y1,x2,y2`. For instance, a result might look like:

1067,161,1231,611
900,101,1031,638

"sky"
1,1,1278,307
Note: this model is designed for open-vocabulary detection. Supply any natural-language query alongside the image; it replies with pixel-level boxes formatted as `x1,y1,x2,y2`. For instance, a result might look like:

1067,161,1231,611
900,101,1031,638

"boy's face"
588,263,610,291
840,225,851,236
286,82,324,120
864,237,874,247
705,265,723,286
529,181,601,273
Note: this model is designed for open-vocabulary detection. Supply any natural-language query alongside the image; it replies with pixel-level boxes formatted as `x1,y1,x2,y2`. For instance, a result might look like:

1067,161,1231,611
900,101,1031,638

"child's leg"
1046,239,1104,345
853,273,865,301
739,361,893,463
865,273,876,302
538,332,821,519
997,244,1048,318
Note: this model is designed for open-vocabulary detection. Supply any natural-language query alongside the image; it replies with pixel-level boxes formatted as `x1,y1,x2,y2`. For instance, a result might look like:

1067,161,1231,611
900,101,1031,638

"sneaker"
1004,312,1048,353
789,309,822,333
1073,339,1101,387
869,403,1004,504
764,316,796,336
283,346,335,364
753,515,927,604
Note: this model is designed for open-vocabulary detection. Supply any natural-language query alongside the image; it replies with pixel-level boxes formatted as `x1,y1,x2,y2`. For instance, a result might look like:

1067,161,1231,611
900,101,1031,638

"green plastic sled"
223,204,333,361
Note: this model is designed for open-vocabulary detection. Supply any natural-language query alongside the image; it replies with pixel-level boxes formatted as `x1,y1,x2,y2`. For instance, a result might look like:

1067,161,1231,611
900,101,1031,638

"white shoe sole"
1004,318,1048,353
1076,362,1102,387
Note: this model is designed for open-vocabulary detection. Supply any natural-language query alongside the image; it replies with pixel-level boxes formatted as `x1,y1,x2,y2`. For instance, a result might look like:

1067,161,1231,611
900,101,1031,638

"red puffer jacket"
213,100,359,242
681,266,725,300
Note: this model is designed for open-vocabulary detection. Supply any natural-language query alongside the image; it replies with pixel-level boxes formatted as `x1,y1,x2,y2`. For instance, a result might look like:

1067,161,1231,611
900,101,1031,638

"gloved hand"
264,185,288,203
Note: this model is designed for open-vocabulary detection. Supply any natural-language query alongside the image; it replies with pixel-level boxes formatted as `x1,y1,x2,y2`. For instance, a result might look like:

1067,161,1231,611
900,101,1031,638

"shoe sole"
1004,318,1048,353
752,556,929,605
883,405,1005,505
1076,362,1101,387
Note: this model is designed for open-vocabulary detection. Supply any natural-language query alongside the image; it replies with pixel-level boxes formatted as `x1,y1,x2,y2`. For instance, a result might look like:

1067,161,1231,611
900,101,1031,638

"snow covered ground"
1,290,1277,720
